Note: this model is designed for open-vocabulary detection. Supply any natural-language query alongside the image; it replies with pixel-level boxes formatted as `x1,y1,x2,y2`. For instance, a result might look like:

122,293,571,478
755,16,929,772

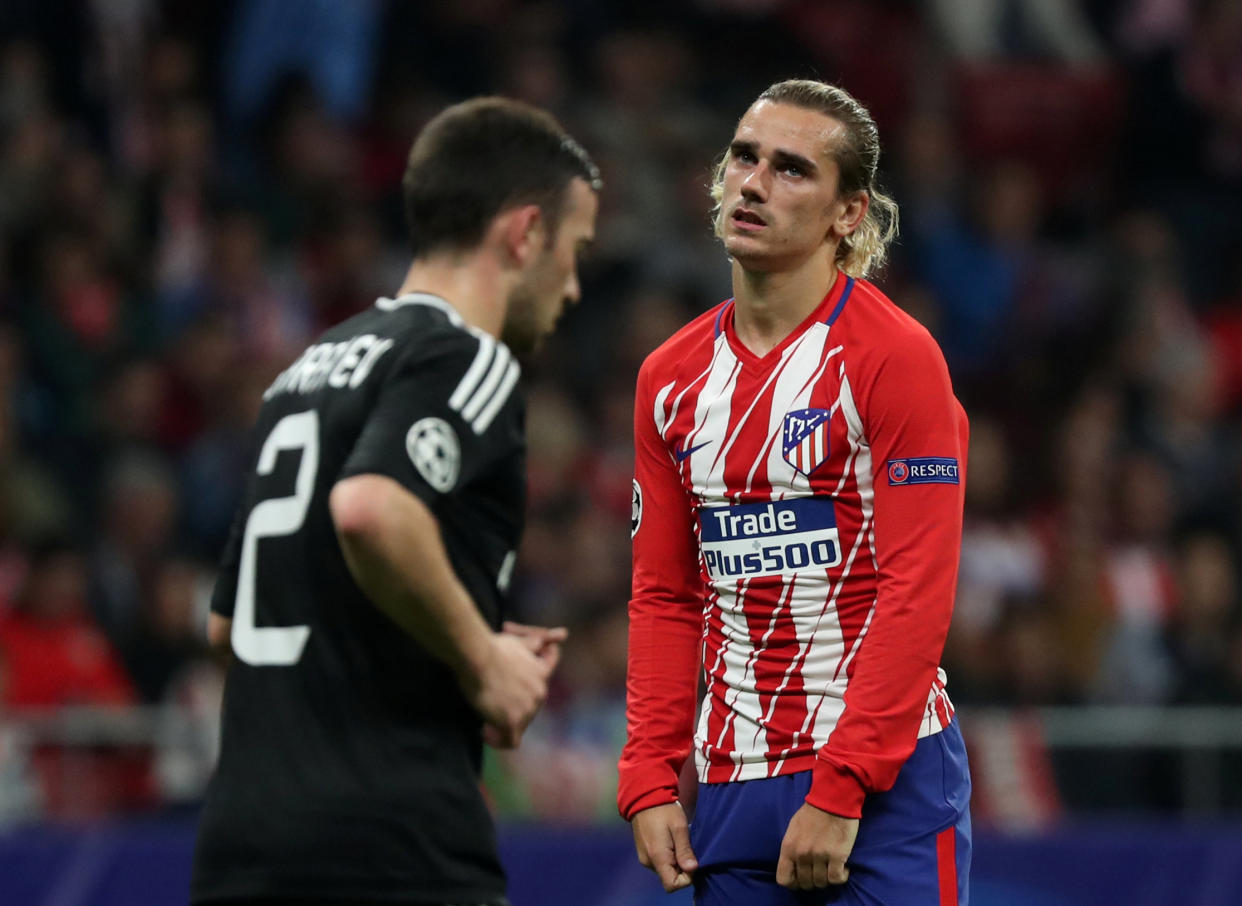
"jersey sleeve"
807,327,967,818
340,329,521,504
616,359,704,820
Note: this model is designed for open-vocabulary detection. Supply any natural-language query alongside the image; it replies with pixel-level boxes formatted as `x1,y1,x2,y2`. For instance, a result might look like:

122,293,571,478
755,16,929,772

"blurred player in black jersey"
191,98,600,906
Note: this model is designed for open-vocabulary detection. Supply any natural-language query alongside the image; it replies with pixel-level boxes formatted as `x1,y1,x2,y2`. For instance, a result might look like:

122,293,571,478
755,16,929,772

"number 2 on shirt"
232,410,318,666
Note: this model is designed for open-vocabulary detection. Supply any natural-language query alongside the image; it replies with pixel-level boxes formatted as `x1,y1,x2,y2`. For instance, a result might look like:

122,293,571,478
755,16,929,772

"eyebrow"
730,140,819,176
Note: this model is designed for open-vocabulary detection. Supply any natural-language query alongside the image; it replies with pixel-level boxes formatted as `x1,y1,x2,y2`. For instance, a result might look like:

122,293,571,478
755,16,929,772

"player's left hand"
776,803,858,890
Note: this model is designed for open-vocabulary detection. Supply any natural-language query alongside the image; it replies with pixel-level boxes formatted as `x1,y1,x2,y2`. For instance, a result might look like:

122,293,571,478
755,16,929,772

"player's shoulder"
840,277,946,365
838,278,957,405
638,300,726,383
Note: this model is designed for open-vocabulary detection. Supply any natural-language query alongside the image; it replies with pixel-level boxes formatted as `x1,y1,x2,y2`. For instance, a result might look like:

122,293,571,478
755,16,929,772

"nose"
740,160,769,203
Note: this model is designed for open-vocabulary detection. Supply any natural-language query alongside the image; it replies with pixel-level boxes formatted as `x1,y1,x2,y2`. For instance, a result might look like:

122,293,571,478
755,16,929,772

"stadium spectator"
0,541,133,708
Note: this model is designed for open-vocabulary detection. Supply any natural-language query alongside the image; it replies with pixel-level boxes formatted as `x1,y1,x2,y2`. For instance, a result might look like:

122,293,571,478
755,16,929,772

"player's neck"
395,255,508,340
731,256,838,358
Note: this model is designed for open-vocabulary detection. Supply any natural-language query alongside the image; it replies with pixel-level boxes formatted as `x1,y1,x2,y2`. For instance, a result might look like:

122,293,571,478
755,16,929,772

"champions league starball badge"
406,417,461,493
631,479,642,537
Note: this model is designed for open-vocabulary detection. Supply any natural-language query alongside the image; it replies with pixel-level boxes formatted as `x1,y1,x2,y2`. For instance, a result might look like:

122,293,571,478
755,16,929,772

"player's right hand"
464,632,552,749
631,802,697,893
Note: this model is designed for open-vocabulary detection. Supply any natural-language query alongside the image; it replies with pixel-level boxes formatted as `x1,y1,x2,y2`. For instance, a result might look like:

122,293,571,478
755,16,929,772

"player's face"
720,101,855,273
504,177,597,354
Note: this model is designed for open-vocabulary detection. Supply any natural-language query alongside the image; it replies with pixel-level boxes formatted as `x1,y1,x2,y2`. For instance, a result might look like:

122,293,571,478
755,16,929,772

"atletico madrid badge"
782,408,832,477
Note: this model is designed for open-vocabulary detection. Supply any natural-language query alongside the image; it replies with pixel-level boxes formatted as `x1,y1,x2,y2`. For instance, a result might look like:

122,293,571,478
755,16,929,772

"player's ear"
830,191,869,241
501,204,546,266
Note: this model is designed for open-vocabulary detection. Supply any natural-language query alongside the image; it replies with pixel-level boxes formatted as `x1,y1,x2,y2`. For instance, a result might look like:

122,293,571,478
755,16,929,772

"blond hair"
710,79,899,278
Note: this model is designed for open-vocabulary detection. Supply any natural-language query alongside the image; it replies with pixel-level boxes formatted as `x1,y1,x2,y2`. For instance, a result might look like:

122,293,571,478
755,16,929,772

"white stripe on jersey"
444,337,522,434
450,335,498,412
461,343,512,422
686,335,743,500
660,348,721,445
654,382,675,438
715,341,799,501
473,359,520,433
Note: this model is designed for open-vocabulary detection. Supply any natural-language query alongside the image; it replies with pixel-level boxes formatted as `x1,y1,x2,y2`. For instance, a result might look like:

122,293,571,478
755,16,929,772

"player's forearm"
330,473,492,680
618,590,702,819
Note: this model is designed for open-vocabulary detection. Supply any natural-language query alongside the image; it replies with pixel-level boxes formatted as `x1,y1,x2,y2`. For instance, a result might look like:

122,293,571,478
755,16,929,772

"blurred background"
0,0,1239,904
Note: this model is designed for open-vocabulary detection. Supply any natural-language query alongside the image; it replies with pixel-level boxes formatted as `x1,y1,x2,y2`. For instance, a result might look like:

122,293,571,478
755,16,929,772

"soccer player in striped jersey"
192,98,598,906
619,80,972,905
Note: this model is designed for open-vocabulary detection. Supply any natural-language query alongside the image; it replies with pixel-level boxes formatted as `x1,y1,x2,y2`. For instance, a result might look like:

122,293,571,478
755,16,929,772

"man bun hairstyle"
402,97,601,260
710,79,899,278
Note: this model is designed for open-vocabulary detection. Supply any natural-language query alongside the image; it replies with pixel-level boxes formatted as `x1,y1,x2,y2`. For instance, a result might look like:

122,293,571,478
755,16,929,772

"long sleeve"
616,361,704,820
807,326,967,818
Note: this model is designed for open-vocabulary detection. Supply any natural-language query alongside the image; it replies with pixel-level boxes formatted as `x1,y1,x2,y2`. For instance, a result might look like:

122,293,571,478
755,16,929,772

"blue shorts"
689,720,972,906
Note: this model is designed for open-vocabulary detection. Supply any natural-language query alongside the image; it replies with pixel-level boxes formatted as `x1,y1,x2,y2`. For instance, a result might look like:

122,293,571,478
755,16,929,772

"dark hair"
402,97,601,259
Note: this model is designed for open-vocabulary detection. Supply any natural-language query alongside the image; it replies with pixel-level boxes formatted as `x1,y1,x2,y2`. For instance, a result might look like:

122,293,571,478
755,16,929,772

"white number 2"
232,410,319,666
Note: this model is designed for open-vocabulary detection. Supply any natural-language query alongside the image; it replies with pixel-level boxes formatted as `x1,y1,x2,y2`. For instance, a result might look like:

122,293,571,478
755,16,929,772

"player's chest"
659,348,862,506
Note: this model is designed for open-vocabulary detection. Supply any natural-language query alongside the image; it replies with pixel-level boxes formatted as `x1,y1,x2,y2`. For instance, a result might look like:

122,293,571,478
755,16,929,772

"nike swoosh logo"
674,441,710,463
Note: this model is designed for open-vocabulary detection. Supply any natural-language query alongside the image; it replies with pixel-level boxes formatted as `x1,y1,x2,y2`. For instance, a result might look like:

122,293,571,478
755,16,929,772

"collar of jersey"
376,292,465,327
717,270,854,366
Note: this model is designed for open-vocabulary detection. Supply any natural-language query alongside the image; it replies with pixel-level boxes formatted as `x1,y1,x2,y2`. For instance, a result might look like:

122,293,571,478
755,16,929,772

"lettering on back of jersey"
698,498,841,580
406,417,460,493
782,408,832,477
887,457,959,486
263,334,395,399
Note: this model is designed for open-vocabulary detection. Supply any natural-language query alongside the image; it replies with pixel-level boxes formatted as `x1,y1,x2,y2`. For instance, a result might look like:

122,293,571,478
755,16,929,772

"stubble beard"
501,283,543,357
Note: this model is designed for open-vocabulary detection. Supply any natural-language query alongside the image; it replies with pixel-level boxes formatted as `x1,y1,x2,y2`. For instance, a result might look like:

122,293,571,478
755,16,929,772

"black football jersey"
191,293,524,904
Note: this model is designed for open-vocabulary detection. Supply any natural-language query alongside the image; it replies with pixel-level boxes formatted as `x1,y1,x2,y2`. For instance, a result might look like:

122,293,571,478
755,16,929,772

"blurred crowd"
0,0,1239,824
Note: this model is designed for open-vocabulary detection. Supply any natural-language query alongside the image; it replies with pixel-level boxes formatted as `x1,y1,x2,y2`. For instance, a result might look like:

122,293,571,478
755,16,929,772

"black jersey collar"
376,292,464,327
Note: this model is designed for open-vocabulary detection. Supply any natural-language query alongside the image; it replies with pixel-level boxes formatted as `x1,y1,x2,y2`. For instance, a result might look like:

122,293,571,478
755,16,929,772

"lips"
730,207,767,235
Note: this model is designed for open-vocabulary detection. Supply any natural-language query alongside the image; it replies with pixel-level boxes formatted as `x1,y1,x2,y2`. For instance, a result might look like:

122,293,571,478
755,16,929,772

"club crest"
782,408,832,477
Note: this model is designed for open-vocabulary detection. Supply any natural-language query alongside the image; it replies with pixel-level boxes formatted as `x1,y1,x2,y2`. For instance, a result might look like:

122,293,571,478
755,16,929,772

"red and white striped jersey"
619,271,968,821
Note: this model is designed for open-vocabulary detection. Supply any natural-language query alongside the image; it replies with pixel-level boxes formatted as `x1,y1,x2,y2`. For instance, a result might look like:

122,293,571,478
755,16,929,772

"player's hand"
631,802,697,892
479,623,568,748
464,633,551,749
776,803,857,890
501,620,568,672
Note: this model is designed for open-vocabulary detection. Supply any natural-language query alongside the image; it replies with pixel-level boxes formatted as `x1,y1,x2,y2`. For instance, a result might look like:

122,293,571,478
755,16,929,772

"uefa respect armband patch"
887,457,959,486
